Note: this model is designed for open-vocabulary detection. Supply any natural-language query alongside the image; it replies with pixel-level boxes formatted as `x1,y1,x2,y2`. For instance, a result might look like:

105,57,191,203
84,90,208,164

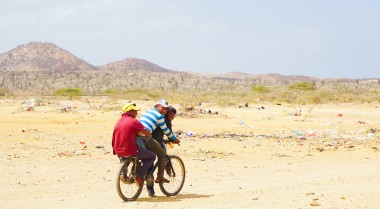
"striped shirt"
139,107,177,141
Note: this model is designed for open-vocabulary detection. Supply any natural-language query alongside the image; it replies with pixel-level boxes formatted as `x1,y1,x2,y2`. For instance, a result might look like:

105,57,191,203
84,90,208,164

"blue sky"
1,0,379,79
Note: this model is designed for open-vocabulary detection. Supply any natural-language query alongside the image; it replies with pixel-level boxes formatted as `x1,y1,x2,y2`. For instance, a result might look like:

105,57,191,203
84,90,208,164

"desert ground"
0,97,379,209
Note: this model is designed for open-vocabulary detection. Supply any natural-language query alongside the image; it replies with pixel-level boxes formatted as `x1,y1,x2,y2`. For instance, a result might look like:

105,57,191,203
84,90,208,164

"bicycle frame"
146,155,176,179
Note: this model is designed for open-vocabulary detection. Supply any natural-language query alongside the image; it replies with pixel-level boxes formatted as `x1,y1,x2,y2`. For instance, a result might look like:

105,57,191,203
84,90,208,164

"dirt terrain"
1,98,379,209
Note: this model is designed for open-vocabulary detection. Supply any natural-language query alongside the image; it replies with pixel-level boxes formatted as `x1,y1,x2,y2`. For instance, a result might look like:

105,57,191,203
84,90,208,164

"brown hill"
100,58,170,72
0,41,378,95
219,72,253,79
0,42,97,72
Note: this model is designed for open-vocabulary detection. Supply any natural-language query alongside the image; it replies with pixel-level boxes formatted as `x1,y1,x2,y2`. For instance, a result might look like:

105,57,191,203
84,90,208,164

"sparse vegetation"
0,88,9,96
251,85,269,94
54,88,84,98
37,85,380,107
0,71,379,105
101,89,124,95
289,82,315,91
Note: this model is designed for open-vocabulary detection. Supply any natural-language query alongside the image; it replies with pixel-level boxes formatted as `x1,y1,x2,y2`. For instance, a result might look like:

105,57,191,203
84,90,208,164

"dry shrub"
9,83,378,106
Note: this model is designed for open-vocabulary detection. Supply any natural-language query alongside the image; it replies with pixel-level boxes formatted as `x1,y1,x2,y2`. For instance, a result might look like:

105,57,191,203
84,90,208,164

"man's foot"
155,177,170,183
147,186,155,197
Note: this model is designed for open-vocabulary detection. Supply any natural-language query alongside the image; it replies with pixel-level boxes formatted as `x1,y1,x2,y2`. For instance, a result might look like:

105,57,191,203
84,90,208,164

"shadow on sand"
137,193,213,202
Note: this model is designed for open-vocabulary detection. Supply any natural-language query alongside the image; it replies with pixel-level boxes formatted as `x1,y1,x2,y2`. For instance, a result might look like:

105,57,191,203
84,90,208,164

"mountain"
0,42,97,72
100,58,171,72
0,41,378,95
219,72,253,79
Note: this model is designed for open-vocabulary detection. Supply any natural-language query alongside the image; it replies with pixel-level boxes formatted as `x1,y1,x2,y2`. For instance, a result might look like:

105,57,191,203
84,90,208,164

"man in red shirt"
112,102,156,183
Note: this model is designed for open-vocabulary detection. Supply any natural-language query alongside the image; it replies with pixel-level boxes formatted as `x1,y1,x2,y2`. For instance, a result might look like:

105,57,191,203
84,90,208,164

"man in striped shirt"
137,99,180,185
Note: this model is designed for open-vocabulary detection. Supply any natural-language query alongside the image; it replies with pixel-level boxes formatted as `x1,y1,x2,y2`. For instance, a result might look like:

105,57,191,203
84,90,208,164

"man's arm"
157,117,177,141
137,128,151,137
135,120,152,137
164,116,180,144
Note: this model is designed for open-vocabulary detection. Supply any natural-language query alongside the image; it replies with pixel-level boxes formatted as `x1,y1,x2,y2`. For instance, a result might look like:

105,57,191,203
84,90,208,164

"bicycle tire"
159,155,185,196
116,160,143,201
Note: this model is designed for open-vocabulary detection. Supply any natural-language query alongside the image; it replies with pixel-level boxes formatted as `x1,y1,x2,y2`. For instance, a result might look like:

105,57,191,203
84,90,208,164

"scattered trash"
369,128,380,133
316,147,324,152
368,133,375,138
178,106,219,116
95,145,105,149
296,130,303,137
337,113,343,117
310,201,321,206
238,103,249,108
22,99,37,111
199,109,218,115
57,151,73,157
60,105,75,112
357,121,366,124
186,131,195,137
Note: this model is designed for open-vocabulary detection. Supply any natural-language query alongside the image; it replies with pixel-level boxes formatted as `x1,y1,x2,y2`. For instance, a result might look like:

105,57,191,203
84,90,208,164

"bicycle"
116,141,185,201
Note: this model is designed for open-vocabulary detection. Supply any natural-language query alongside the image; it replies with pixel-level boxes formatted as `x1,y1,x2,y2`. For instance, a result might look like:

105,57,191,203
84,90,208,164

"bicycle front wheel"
116,160,143,201
159,155,185,196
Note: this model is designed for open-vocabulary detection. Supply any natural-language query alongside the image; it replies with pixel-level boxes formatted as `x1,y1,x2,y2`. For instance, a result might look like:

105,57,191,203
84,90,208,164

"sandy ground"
0,98,379,209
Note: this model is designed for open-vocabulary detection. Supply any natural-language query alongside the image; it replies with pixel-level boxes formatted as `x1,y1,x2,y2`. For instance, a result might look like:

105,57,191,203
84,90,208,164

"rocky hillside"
100,58,171,72
218,72,318,85
0,42,97,72
0,42,379,94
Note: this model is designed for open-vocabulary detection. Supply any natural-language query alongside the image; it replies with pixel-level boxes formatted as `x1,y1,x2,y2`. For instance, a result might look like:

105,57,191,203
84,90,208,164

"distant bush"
251,85,269,94
101,89,124,95
54,88,84,97
0,88,9,96
289,82,315,91
54,85,380,106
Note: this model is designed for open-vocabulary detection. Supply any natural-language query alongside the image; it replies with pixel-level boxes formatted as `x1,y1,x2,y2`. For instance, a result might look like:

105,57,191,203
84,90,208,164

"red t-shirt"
112,113,145,156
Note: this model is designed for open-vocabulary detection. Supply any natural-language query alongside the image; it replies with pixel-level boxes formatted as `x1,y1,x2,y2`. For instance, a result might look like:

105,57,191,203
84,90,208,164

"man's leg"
135,136,146,148
145,164,155,196
145,137,168,182
136,147,156,177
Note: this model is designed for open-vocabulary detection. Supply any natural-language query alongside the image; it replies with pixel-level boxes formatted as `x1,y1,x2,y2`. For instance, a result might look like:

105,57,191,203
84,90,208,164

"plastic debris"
186,131,195,137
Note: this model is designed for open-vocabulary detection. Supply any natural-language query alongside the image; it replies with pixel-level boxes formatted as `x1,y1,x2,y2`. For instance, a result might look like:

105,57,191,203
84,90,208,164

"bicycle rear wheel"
159,155,185,196
116,159,143,201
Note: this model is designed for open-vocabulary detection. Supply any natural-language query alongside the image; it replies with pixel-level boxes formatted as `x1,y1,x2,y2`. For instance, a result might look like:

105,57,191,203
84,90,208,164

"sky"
1,0,379,79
